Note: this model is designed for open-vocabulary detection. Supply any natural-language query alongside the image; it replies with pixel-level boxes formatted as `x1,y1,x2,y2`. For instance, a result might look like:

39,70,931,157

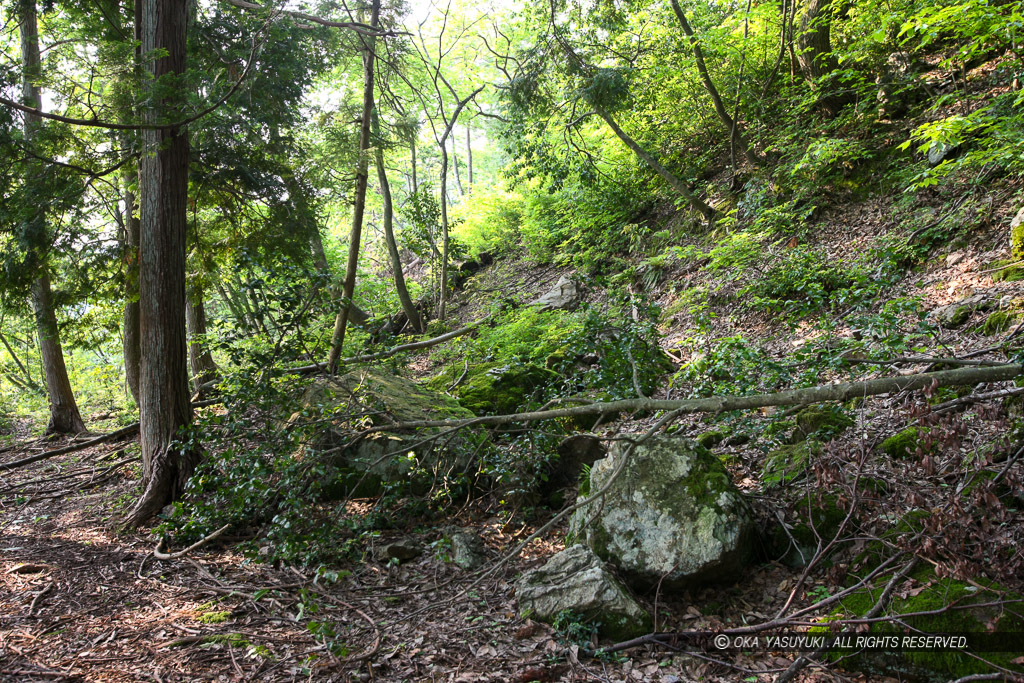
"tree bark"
327,0,379,373
185,290,219,395
669,0,758,167
125,0,196,526
373,112,424,333
795,0,848,114
31,273,87,434
122,176,141,405
466,122,473,189
410,135,418,195
20,0,87,435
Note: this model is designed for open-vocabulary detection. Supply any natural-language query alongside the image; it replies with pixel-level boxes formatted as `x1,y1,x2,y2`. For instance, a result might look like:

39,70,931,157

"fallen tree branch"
931,385,1024,414
367,364,1024,433
0,424,140,471
154,524,232,560
285,317,488,374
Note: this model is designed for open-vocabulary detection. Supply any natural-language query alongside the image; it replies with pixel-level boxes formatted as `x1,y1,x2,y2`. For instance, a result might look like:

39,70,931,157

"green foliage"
551,610,599,648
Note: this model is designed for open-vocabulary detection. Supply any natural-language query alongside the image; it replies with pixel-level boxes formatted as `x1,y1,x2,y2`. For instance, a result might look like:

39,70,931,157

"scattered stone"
515,545,651,640
769,495,848,568
928,294,993,328
927,140,960,167
447,528,486,570
547,435,605,488
723,433,751,447
790,405,854,443
1011,207,1024,260
945,251,965,267
979,310,1018,335
763,441,822,486
569,436,755,591
534,275,580,311
375,539,422,563
696,430,726,448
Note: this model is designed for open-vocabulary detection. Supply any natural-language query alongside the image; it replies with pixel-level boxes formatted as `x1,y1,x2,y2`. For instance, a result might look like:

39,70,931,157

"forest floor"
3,185,1024,682
0,435,858,683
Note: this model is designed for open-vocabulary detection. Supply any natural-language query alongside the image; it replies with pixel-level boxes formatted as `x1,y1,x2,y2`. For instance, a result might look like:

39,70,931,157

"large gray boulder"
570,436,755,591
515,545,651,640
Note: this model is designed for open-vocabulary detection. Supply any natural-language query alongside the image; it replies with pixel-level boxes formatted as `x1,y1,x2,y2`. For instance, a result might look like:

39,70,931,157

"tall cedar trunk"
186,292,219,395
122,177,141,404
20,0,87,435
373,112,424,333
121,0,142,406
669,0,758,167
466,122,473,189
795,0,848,114
326,0,379,372
125,0,195,526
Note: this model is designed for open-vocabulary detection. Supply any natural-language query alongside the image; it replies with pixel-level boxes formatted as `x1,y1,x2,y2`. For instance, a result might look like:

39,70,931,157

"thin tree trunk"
669,0,758,167
438,140,451,320
31,274,87,433
125,0,196,527
327,0,379,373
186,291,219,395
214,279,250,332
452,135,464,195
122,177,141,404
20,0,87,435
373,112,424,333
466,122,473,189
410,135,418,194
591,102,716,224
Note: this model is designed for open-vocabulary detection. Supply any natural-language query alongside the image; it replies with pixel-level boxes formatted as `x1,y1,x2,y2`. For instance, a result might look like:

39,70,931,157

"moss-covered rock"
430,361,558,416
880,426,931,459
763,441,823,486
1012,211,1024,260
570,436,755,591
769,494,850,567
790,405,855,443
696,430,726,448
290,369,480,497
990,259,1024,282
978,310,1019,335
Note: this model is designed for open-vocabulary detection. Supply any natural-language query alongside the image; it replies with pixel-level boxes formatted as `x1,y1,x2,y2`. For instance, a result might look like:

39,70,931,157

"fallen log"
369,363,1024,432
0,424,140,471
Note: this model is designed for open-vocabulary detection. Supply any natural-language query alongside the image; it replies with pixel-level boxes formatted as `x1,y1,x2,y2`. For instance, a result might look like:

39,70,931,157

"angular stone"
515,545,651,640
376,539,421,563
448,528,486,570
535,275,580,311
570,436,755,591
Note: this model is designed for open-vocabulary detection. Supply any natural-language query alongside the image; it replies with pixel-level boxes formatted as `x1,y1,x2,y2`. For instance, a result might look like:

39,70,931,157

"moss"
990,259,1024,282
881,426,931,459
433,362,558,416
978,310,1018,335
770,494,849,567
197,610,231,624
1013,221,1024,261
789,405,854,443
763,441,822,486
834,564,1024,680
675,443,735,510
696,430,726,448
947,305,972,328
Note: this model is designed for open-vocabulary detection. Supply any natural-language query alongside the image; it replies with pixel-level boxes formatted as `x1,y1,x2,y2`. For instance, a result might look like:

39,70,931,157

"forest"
1,0,1023,679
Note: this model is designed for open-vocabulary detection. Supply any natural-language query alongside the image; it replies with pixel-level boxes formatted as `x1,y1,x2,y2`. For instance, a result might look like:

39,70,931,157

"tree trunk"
466,122,473,189
373,112,424,333
31,273,87,434
438,138,451,320
125,0,196,527
669,0,758,167
327,0,379,372
795,0,848,114
591,102,716,224
20,0,87,435
122,176,141,405
410,135,418,194
452,135,464,195
186,291,219,395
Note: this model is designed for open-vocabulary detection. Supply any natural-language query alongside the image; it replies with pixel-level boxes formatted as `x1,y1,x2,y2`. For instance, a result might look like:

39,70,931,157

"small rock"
927,141,960,167
945,251,965,267
447,528,485,570
515,545,651,640
376,539,421,563
535,275,580,311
